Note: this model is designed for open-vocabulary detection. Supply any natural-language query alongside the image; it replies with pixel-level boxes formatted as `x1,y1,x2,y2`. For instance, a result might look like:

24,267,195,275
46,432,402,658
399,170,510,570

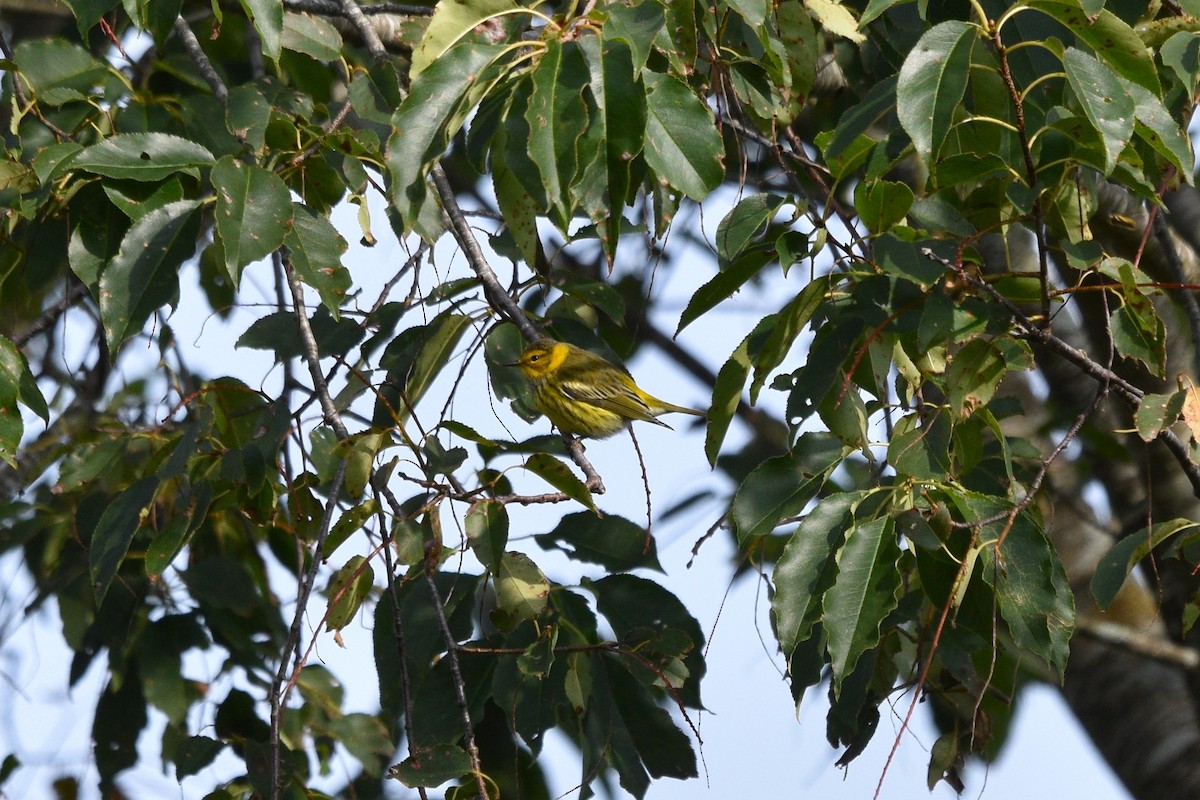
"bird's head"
510,338,570,380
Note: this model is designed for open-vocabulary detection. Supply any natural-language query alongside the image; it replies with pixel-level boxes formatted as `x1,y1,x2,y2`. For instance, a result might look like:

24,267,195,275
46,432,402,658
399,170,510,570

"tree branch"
424,571,490,800
1076,615,1200,670
173,17,227,103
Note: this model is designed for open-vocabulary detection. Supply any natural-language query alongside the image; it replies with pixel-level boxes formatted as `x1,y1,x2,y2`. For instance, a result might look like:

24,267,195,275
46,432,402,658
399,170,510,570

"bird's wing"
558,376,672,427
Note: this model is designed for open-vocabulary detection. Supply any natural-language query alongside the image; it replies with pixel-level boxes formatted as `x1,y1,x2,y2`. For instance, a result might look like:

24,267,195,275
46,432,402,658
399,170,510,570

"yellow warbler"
510,337,706,439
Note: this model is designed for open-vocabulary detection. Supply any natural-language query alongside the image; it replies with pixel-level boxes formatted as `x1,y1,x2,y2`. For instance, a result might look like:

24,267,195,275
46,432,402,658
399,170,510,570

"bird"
509,336,706,439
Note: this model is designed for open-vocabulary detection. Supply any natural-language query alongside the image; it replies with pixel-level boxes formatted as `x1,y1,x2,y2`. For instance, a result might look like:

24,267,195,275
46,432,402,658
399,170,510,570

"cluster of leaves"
0,0,720,797
4,0,1200,795
693,0,1200,785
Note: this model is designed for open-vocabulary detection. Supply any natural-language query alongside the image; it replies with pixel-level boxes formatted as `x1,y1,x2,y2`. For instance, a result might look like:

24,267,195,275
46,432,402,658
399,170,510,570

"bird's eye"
530,354,541,362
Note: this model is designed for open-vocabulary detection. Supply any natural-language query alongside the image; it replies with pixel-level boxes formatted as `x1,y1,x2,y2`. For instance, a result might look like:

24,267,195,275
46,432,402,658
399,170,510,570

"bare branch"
1076,615,1200,670
337,0,390,63
424,571,490,800
173,17,228,103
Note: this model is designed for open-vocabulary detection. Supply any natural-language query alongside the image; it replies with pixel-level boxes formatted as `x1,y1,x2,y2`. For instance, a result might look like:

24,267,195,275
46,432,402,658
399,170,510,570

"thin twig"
0,29,70,140
424,571,490,799
284,0,435,16
428,163,605,490
290,99,355,167
429,164,541,342
268,460,346,800
991,23,1051,328
373,482,429,799
337,0,390,63
1150,205,1200,382
921,245,1200,499
628,426,653,553
173,17,228,103
283,251,351,438
268,253,355,799
14,282,90,347
925,246,1200,495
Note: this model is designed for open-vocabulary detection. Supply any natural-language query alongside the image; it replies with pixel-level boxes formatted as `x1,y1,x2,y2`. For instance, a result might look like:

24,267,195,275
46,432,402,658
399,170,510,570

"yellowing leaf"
1181,381,1200,442
805,0,866,44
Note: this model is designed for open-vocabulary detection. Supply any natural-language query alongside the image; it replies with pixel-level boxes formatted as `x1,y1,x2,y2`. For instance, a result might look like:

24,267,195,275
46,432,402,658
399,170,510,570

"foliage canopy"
3,0,1200,796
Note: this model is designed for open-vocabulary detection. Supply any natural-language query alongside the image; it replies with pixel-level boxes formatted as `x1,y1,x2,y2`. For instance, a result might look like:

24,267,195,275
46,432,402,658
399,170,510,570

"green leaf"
226,84,272,152
90,476,159,606
777,0,818,102
981,514,1074,681
523,452,597,511
212,157,293,284
1092,519,1200,609
32,141,84,184
124,0,181,44
536,512,663,572
1027,0,1160,94
605,0,665,71
410,0,519,78
466,500,508,572
1134,390,1186,442
823,76,897,164
676,250,773,335
495,551,550,623
1122,79,1193,182
492,123,543,267
325,556,374,631
99,199,201,353
0,334,47,424
642,71,724,200
102,178,185,221
945,338,1031,419
823,516,901,694
853,178,914,234
283,204,350,317
896,20,976,165
0,341,34,464
11,38,110,106
1062,48,1133,176
405,312,472,417
888,409,951,479
554,272,626,322
62,0,121,38
772,492,858,654
240,0,284,59
606,659,698,779
715,193,788,263
1162,32,1200,96
73,133,215,181
731,433,846,544
330,713,393,774
526,40,589,226
331,431,389,500
749,276,831,403
577,35,646,261
173,736,224,779
236,308,362,360
860,0,910,25
591,573,706,707
282,11,343,61
387,43,507,229
389,744,472,788
325,498,380,558
705,335,752,466
726,0,767,29
1110,301,1166,377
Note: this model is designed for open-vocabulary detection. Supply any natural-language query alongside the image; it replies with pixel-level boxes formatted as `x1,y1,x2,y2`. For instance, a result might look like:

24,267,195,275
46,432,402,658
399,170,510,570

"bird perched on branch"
510,337,706,439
